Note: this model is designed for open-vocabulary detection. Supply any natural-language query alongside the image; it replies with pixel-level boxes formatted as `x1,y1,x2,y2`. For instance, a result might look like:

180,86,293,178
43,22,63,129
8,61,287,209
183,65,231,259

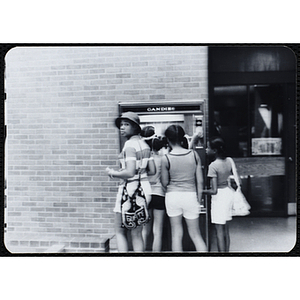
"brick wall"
4,46,208,252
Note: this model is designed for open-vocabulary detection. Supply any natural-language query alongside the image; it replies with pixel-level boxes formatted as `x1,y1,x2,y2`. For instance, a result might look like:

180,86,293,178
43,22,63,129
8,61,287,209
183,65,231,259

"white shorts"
113,180,152,213
165,192,200,219
211,187,234,225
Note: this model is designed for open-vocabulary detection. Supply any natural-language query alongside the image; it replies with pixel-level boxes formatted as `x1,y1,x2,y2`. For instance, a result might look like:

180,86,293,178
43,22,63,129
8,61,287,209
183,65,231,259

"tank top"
165,150,198,193
148,154,165,197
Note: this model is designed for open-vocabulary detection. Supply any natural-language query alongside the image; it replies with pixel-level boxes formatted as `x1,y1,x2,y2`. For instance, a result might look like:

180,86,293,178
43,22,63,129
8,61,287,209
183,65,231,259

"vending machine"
119,100,209,251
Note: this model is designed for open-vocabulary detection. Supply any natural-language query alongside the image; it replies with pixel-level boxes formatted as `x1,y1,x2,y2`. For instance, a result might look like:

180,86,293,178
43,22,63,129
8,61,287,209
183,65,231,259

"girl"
203,137,241,252
161,125,207,252
106,112,156,252
141,126,166,252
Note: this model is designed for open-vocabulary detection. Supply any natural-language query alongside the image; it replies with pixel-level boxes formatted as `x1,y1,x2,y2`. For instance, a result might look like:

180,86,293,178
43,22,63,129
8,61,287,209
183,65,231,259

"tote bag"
228,157,251,216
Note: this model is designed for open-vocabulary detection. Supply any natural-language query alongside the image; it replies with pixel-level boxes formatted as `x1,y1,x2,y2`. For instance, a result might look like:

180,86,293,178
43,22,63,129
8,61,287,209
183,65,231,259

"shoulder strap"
228,157,240,188
165,154,170,170
136,140,143,177
192,150,198,165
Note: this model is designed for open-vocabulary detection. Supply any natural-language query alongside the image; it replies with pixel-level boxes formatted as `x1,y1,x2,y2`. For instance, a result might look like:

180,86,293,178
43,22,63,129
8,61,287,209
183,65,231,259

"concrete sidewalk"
4,216,296,254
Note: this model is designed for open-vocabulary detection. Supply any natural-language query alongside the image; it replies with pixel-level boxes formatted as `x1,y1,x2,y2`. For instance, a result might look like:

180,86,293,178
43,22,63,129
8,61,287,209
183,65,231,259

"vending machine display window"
119,100,207,150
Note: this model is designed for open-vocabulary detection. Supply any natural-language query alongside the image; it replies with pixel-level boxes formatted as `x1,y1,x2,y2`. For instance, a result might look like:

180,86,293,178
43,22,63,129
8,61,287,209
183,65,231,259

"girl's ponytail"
180,136,189,149
165,125,186,146
210,137,226,158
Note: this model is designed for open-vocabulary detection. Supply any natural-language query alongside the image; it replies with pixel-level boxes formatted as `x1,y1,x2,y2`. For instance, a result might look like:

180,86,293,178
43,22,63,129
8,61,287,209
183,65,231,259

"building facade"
4,46,209,252
3,45,296,253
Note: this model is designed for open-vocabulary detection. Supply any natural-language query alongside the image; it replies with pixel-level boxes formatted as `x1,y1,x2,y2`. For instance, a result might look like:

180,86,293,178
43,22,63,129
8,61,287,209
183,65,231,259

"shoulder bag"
228,157,251,216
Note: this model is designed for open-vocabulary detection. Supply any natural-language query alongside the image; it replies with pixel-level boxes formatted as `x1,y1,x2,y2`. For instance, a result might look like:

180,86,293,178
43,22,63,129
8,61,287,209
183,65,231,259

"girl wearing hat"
161,125,207,252
106,112,156,252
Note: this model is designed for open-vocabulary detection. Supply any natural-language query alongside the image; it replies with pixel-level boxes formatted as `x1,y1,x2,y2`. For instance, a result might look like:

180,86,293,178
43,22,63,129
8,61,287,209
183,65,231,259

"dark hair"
209,137,226,158
140,126,167,152
140,126,155,138
140,126,155,148
181,136,189,149
132,122,142,135
152,136,165,152
165,125,186,146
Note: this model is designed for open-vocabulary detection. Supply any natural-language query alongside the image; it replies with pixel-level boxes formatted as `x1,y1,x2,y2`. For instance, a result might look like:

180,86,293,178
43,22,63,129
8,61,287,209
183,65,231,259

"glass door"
211,84,287,216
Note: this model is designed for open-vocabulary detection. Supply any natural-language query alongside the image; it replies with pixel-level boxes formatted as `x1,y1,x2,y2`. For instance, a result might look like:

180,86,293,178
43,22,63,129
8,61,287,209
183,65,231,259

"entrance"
208,46,296,217
119,100,209,251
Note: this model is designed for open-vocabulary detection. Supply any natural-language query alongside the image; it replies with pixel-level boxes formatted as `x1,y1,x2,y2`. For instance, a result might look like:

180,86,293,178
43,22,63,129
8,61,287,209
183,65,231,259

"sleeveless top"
148,154,165,197
165,150,198,193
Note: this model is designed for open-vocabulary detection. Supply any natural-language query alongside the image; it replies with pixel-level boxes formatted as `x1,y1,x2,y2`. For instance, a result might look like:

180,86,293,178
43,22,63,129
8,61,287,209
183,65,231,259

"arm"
194,152,203,202
147,157,156,176
106,146,136,179
160,155,170,188
106,160,136,179
189,134,199,150
203,177,218,195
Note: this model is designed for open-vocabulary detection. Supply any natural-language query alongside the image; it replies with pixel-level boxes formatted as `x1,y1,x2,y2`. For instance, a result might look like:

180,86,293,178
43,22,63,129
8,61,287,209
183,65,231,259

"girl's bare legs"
114,213,128,252
142,208,153,250
152,209,165,252
185,217,207,252
224,222,230,252
169,215,183,252
131,226,144,252
215,223,228,252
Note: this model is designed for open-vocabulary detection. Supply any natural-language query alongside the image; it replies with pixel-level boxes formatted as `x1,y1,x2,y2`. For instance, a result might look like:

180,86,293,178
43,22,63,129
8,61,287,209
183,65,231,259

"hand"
105,167,115,178
197,194,202,204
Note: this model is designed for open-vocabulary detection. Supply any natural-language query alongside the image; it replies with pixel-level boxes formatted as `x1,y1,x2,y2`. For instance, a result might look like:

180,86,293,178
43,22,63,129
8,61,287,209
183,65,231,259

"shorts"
165,192,200,219
211,187,234,224
113,180,152,213
148,195,166,210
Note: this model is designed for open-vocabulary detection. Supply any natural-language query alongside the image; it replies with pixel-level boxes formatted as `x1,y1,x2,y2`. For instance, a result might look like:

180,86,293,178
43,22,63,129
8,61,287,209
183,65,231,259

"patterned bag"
121,185,137,229
121,179,150,230
131,180,149,226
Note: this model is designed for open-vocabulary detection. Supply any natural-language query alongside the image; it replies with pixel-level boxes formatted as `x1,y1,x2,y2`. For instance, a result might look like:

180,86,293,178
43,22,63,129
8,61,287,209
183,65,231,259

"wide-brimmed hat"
115,111,141,131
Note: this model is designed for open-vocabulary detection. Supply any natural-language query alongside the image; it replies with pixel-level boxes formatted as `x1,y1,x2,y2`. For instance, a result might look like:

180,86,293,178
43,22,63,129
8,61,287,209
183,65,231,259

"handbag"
232,188,251,216
120,141,150,230
227,157,251,216
121,185,137,229
121,173,150,230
